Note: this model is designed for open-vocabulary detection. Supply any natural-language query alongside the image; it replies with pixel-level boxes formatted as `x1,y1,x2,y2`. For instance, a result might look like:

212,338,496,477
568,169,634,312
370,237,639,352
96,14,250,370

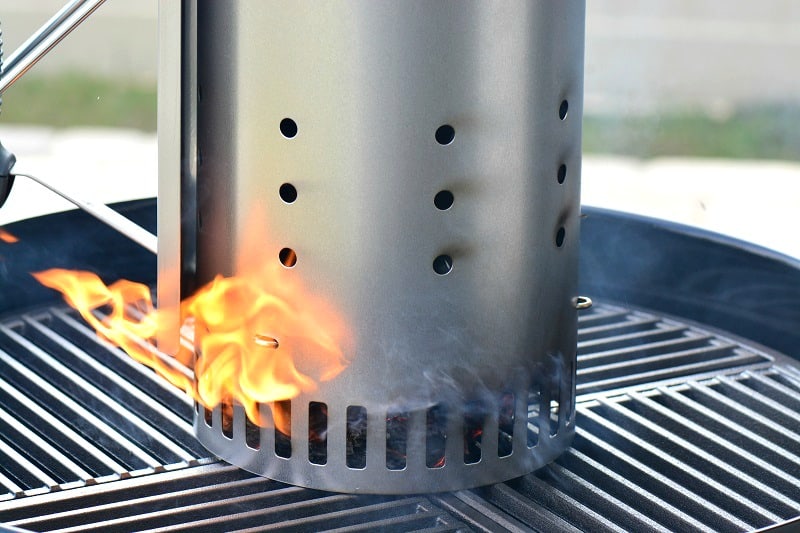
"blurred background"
0,0,797,256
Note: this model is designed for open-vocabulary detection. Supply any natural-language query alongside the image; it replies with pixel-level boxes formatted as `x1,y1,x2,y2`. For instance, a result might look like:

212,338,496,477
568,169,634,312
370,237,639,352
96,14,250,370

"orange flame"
33,232,349,431
0,228,18,243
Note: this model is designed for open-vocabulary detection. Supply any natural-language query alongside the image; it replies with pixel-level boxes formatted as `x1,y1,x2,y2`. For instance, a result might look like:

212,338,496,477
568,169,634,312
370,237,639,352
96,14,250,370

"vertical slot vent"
464,401,486,464
426,404,447,468
346,406,367,469
274,400,291,459
221,402,233,439
386,411,409,471
245,405,261,450
308,402,328,465
549,399,560,436
527,379,541,448
498,392,515,457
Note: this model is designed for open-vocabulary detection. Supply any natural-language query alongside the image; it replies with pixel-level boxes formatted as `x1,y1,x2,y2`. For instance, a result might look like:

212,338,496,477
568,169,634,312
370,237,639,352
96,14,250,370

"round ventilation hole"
280,118,298,138
558,100,569,121
279,183,297,203
279,247,297,267
555,227,566,248
433,254,453,275
434,190,454,210
557,164,567,184
435,124,455,145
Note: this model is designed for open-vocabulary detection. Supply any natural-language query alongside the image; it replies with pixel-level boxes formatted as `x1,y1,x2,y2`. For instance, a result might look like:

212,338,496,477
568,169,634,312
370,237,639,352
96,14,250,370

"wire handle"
12,171,157,254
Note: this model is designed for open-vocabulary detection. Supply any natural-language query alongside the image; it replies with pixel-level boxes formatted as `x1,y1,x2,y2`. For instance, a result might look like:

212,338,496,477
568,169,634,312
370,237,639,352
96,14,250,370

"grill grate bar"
0,403,91,482
19,315,200,459
578,332,713,366
579,405,782,526
576,305,629,326
24,314,197,442
0,344,161,470
1,302,799,531
578,325,691,352
0,323,193,465
576,422,753,531
656,384,800,472
0,436,58,491
577,315,661,342
499,474,627,533
5,477,290,531
479,481,589,532
574,422,753,531
579,343,740,379
435,490,533,533
576,304,771,394
576,352,769,394
783,365,800,383
228,498,463,533
51,309,194,416
628,390,800,498
0,471,23,499
0,305,211,501
544,461,674,533
717,374,800,427
0,374,126,480
0,464,247,522
744,370,800,409
596,396,800,514
557,447,710,532
687,381,800,445
130,494,388,533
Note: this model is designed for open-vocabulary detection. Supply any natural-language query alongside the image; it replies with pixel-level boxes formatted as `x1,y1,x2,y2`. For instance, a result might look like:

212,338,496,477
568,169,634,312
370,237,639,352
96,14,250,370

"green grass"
583,104,800,161
1,72,156,131
1,73,798,161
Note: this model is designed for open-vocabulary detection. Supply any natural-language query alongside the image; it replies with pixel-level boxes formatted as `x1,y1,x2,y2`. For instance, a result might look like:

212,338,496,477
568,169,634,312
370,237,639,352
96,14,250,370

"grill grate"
576,303,773,395
0,302,798,532
0,308,210,500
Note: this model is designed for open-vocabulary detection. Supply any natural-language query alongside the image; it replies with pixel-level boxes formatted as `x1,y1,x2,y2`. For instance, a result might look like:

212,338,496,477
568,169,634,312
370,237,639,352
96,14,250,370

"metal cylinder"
163,0,585,494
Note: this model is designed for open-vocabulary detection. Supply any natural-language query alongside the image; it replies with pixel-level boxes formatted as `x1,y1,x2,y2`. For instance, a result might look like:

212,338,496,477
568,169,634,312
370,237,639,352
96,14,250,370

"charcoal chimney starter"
158,0,586,494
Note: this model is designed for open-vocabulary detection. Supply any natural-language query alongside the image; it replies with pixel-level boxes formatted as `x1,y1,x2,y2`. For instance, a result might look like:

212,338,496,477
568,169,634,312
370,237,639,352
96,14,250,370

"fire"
0,228,18,243
33,232,349,431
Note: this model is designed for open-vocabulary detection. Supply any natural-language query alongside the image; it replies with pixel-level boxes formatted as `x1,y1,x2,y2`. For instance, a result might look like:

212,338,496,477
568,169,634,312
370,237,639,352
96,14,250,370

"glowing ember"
0,228,18,243
33,236,349,430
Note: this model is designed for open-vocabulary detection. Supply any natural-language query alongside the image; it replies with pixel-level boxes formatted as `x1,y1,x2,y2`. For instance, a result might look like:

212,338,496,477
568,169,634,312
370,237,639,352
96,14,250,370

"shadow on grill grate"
0,302,798,532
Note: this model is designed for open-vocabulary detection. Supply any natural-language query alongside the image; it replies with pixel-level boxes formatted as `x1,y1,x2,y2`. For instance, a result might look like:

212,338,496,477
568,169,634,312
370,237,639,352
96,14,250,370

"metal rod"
12,172,157,255
4,1,89,74
0,0,108,94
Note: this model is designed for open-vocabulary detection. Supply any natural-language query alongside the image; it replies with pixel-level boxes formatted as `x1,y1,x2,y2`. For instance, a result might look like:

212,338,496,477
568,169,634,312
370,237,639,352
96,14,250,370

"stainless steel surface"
156,0,194,356
11,172,158,254
157,0,586,493
0,0,107,94
1,301,798,531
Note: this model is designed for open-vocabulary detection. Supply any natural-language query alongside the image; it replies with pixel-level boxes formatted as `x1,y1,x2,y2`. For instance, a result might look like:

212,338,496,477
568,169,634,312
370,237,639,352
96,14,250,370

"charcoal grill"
0,202,799,531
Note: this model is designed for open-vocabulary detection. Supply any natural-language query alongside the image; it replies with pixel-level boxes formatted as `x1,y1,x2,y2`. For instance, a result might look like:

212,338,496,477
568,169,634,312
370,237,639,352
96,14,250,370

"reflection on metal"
0,0,108,94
